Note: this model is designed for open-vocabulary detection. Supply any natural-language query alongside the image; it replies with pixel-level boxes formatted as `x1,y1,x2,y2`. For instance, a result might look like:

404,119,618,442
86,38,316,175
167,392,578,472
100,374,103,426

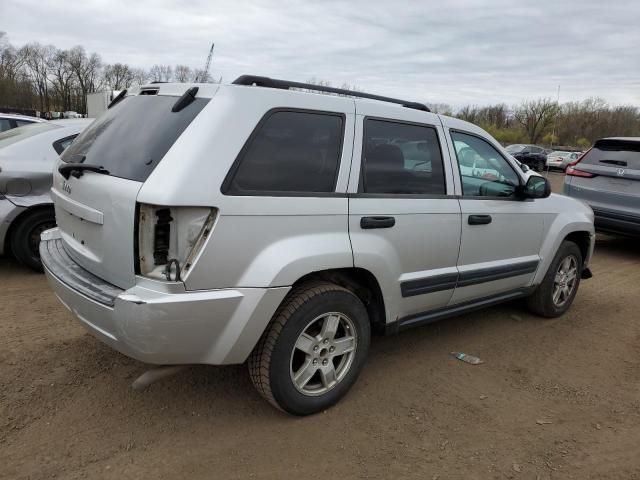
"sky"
2,0,639,108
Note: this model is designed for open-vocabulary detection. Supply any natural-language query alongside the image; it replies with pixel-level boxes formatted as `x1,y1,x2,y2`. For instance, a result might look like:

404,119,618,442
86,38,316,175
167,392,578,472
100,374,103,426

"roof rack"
232,75,430,112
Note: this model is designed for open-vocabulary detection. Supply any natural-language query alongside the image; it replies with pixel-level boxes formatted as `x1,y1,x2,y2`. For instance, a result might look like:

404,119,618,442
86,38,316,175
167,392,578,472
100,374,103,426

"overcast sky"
2,0,639,107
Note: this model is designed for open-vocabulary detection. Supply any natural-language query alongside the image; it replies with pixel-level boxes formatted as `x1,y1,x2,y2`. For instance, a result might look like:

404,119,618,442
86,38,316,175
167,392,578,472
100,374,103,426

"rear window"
61,95,209,182
582,140,640,170
223,110,344,195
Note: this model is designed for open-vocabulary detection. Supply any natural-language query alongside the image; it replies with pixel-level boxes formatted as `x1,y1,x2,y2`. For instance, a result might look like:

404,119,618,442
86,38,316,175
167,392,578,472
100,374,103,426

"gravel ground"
2,172,639,479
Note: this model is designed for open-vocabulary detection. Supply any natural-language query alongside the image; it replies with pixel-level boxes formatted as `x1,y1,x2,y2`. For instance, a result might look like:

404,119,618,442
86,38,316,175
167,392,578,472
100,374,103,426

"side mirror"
520,163,530,173
522,175,551,199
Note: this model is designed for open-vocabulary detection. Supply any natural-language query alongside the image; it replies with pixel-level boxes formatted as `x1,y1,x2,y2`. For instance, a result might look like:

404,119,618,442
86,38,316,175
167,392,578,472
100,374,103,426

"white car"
0,113,47,133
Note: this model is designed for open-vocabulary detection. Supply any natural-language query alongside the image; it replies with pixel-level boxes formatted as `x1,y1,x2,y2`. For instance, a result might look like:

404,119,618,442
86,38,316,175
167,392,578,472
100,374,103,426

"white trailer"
86,91,121,118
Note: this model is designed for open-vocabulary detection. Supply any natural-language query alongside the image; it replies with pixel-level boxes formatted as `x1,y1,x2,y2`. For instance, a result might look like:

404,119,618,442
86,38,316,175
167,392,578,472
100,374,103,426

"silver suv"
564,138,640,236
40,76,595,415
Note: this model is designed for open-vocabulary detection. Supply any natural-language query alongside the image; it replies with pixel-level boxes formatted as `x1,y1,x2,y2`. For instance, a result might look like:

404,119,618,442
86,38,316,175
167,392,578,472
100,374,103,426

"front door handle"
468,214,492,225
361,216,396,229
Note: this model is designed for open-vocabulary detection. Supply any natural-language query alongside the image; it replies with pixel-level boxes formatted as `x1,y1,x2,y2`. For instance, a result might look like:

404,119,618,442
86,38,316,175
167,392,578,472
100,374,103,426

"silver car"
564,137,640,236
0,119,91,269
40,77,595,415
546,150,581,171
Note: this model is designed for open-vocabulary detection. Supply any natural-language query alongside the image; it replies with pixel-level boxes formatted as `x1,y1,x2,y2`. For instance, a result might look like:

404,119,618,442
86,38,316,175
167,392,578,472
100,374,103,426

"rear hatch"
51,90,209,289
565,139,640,214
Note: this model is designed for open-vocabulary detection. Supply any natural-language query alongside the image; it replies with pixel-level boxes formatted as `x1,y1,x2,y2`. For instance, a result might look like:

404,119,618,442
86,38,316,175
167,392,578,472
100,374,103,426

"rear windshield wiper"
59,163,110,180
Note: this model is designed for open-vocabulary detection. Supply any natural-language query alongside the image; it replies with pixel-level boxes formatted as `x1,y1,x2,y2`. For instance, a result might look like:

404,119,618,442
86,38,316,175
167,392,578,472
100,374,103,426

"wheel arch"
563,230,592,266
290,268,388,334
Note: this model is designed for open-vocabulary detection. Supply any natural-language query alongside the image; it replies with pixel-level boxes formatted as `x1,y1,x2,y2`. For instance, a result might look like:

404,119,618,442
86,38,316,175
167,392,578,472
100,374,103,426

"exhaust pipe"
131,365,189,391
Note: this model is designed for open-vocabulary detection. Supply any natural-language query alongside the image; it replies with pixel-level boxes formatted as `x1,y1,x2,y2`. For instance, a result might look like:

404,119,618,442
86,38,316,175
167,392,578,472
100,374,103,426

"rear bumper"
40,228,289,365
592,207,640,236
546,159,569,169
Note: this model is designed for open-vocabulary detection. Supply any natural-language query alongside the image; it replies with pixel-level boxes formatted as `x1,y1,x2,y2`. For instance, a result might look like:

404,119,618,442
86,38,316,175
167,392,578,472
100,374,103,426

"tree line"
433,98,640,149
2,32,639,147
0,32,214,116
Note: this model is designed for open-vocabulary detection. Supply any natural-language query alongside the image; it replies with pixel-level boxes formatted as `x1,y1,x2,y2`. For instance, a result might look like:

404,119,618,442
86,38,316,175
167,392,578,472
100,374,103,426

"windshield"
61,94,209,182
0,122,60,149
505,144,526,153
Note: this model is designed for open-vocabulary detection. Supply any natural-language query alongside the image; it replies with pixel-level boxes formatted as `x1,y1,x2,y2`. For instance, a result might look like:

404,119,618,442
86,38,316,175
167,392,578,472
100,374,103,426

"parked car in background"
564,137,640,236
40,76,594,415
505,144,547,172
0,118,92,270
546,150,581,171
0,113,47,133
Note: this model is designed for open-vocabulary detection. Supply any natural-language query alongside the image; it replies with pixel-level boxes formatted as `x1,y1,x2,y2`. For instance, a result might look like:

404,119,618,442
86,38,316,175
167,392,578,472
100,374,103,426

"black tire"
10,209,56,272
526,241,583,318
248,281,371,416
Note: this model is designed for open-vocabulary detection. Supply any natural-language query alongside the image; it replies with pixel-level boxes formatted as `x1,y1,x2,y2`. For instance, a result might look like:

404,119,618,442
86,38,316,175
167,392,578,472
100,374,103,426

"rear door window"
361,119,446,195
61,95,209,182
223,110,344,194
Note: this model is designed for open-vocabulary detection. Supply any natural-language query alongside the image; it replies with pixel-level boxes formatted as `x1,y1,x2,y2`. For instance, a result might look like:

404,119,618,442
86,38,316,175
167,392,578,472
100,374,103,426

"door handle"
468,214,492,225
360,216,396,229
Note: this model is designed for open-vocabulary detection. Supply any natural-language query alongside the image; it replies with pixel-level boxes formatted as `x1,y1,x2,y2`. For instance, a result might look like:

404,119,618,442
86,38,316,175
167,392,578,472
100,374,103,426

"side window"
361,119,446,195
0,119,12,132
52,134,78,155
451,131,520,197
15,120,33,127
224,110,344,194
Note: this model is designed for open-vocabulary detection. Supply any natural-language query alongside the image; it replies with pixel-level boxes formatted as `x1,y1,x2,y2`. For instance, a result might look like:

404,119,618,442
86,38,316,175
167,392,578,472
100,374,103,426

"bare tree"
192,68,214,82
130,68,148,86
513,98,559,144
20,42,56,113
103,63,134,90
67,46,102,113
148,64,173,83
48,48,76,111
174,64,192,82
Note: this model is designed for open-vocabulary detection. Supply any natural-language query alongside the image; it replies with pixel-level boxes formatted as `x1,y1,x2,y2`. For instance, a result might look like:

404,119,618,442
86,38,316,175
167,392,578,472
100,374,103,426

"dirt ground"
2,172,639,479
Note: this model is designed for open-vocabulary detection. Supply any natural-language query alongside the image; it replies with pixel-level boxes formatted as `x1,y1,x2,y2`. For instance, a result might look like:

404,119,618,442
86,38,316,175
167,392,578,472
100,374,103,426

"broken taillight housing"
136,204,216,281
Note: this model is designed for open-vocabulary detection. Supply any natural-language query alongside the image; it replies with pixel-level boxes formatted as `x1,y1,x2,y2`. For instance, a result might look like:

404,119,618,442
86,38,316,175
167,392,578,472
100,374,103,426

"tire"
526,241,583,318
248,281,371,416
10,209,56,272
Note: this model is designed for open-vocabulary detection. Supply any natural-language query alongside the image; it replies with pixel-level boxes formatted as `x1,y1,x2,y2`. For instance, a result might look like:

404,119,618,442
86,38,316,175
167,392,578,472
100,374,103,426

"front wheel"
527,241,583,317
248,282,370,415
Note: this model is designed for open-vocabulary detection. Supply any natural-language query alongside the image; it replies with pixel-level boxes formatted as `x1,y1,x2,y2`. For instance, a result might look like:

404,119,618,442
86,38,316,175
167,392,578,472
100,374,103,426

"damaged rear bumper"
40,228,289,365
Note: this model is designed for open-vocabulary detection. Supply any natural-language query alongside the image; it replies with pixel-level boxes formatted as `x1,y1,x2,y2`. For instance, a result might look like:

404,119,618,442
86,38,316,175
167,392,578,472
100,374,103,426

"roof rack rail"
232,75,430,112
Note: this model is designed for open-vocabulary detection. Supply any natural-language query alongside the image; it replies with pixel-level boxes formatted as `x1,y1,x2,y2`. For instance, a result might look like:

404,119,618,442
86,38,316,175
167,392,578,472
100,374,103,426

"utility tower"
196,43,215,82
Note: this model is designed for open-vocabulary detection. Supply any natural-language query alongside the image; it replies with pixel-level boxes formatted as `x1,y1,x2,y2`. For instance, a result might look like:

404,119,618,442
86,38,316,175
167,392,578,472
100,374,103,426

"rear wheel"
11,209,56,272
527,241,582,317
248,282,370,415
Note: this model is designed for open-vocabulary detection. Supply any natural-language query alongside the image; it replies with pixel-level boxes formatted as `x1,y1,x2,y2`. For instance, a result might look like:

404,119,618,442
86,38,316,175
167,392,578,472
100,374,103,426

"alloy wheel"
289,312,357,396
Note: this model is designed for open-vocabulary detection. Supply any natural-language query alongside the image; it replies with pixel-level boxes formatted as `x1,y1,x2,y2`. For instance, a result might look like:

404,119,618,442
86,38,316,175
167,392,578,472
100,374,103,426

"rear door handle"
468,214,492,225
360,216,395,229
